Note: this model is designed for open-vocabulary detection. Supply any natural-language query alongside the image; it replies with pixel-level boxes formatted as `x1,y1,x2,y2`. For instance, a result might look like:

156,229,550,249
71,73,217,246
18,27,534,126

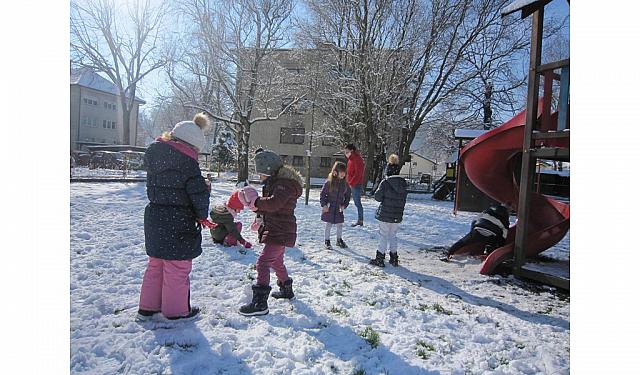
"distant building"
70,68,145,151
244,49,343,178
400,151,437,181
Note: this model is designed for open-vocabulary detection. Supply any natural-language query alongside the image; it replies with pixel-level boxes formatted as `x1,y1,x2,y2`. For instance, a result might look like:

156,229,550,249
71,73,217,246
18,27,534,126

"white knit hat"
170,113,210,152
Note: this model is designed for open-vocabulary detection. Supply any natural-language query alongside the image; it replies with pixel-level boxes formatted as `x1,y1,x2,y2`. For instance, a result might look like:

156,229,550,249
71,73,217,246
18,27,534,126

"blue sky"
134,0,570,111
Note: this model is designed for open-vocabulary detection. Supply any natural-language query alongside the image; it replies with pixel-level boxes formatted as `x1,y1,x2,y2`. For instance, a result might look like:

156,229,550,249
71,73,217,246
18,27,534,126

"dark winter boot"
271,278,295,299
166,307,201,322
325,240,333,250
369,251,385,267
336,238,348,248
351,220,364,227
239,285,271,316
389,252,399,267
136,309,160,322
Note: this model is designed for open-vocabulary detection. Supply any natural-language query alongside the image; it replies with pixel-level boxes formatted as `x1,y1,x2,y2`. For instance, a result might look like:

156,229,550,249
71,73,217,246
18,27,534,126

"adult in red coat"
344,143,365,226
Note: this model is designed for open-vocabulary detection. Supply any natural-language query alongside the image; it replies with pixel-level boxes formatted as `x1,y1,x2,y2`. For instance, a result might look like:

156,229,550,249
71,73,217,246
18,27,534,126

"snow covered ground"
70,181,570,374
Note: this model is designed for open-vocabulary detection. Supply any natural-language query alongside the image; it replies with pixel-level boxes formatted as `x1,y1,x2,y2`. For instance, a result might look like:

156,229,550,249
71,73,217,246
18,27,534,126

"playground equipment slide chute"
451,100,569,275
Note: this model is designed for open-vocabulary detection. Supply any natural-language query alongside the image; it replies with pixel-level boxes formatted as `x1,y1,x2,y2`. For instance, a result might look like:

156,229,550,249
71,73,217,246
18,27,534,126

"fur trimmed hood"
275,165,305,188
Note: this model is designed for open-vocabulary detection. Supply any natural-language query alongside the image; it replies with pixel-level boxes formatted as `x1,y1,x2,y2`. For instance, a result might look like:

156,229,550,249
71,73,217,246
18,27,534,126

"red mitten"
197,218,218,229
251,216,263,231
239,239,253,249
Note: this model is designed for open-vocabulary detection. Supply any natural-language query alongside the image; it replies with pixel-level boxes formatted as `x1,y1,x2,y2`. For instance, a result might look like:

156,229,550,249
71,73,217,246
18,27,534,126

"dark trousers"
447,229,504,256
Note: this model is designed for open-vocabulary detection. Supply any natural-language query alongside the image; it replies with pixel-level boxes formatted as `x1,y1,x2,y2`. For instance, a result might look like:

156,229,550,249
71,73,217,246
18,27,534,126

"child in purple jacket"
320,161,351,249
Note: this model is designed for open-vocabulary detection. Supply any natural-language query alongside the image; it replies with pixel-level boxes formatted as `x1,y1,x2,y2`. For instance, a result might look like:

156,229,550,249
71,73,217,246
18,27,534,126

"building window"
292,156,304,166
280,127,305,144
112,121,116,129
83,98,97,106
322,137,336,147
103,120,107,128
320,157,331,167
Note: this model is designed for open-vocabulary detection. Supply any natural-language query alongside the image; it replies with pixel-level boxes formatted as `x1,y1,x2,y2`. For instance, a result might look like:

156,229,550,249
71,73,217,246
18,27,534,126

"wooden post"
514,8,544,269
558,66,570,131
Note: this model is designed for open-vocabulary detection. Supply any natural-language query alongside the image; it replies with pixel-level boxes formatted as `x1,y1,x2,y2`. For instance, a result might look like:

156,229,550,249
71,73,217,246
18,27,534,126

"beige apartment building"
70,68,145,151
245,49,347,178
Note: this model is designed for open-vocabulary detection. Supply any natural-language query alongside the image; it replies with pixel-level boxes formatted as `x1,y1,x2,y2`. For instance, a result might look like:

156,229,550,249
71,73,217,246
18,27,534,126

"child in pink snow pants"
138,113,217,322
236,149,304,316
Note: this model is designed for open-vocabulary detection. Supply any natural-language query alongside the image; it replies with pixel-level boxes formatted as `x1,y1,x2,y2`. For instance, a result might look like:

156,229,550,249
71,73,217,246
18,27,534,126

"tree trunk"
483,81,493,129
363,121,376,193
121,102,132,145
237,119,251,182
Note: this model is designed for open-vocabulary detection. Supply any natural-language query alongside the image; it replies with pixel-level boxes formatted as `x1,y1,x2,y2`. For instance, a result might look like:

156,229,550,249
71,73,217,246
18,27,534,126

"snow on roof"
71,68,145,104
501,0,553,17
409,151,436,164
454,129,488,139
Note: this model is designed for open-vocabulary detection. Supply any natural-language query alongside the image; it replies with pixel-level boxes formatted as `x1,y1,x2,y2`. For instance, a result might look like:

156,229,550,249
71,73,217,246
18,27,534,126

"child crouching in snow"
236,149,303,316
444,203,510,260
138,113,217,322
209,190,253,252
320,161,351,249
369,154,408,267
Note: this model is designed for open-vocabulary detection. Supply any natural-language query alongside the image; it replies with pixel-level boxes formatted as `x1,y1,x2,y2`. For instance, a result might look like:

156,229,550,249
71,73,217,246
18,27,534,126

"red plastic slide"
451,100,569,275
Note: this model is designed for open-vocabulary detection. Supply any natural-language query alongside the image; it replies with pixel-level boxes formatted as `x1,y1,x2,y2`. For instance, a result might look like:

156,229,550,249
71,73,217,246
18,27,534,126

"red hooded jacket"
346,151,365,188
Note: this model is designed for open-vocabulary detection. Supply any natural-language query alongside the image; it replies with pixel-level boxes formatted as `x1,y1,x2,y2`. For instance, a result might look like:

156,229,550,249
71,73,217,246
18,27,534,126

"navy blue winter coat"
143,140,210,260
374,176,408,223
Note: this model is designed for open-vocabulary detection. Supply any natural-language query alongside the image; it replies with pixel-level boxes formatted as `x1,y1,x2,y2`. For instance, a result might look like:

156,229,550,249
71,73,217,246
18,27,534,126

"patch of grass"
417,303,430,311
431,303,453,315
415,340,435,359
359,326,381,348
516,342,525,349
352,369,366,375
342,280,352,289
113,307,126,315
328,306,349,316
112,322,123,328
537,306,553,315
163,342,197,351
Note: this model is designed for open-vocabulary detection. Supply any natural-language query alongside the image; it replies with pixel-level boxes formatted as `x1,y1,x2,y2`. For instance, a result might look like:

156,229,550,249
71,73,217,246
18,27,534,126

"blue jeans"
351,184,364,222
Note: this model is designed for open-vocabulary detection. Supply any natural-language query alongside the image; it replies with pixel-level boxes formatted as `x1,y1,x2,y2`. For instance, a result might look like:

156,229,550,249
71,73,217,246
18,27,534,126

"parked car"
121,151,146,170
72,151,91,167
89,151,124,170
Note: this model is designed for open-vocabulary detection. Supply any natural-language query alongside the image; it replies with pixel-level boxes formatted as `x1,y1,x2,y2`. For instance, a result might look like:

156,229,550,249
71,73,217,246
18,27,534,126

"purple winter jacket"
320,179,352,224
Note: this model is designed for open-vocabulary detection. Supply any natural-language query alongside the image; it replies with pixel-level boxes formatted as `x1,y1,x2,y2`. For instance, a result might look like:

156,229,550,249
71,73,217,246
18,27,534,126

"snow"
71,181,570,374
454,129,489,140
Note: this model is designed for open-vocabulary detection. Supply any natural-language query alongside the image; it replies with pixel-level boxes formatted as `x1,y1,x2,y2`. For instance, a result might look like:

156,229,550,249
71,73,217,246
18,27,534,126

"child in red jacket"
236,149,303,316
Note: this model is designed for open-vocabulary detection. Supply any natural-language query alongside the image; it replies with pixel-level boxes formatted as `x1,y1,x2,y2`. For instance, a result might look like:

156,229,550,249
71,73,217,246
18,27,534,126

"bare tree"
296,0,419,188
70,0,168,145
167,0,302,181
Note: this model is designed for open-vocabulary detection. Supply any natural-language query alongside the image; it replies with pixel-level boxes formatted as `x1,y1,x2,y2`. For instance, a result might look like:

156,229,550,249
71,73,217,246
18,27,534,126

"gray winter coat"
374,176,408,223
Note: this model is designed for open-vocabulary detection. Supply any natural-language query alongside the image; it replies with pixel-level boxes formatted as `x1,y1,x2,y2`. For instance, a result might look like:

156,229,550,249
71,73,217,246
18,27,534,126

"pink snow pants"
256,244,288,286
139,257,192,318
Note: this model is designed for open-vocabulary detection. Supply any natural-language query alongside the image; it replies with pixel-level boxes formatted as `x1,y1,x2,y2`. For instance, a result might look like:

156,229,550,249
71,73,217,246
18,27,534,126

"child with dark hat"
369,154,408,267
236,149,304,316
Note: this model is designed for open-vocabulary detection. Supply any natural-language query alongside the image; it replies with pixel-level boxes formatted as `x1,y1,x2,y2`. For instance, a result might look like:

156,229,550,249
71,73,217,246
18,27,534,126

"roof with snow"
454,129,488,140
501,0,553,18
71,68,145,104
409,151,436,165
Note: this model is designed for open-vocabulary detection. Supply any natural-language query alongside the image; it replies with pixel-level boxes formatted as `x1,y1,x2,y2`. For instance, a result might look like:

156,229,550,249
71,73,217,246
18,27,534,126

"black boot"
271,278,295,299
239,284,271,316
389,252,399,267
336,238,348,248
350,220,364,227
325,240,333,250
369,251,385,267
